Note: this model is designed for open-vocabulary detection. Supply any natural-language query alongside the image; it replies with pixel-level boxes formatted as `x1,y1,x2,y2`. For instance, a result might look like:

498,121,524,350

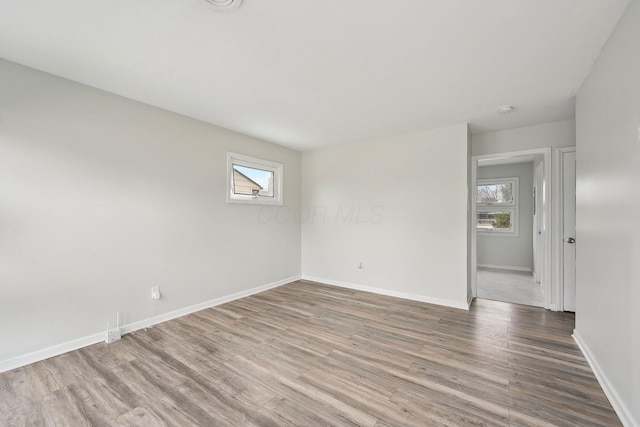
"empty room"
0,0,638,426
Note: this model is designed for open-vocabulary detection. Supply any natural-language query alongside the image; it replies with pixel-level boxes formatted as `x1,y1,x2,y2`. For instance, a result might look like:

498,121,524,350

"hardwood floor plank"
509,373,621,426
194,365,278,409
294,368,424,426
115,406,167,427
65,381,130,426
418,345,511,385
42,388,96,427
390,386,509,426
110,364,200,427
394,365,511,425
408,359,510,407
77,339,137,371
508,352,601,388
259,394,367,427
25,362,63,398
220,354,291,400
293,369,387,426
509,389,620,427
506,339,586,365
267,327,334,358
0,367,52,427
170,378,248,427
0,281,622,426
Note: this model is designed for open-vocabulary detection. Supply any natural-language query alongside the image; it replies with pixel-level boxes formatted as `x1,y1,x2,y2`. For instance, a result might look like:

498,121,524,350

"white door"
562,151,577,312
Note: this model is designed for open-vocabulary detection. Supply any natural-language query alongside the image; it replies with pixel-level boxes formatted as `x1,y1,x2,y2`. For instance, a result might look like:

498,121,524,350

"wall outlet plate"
151,286,161,300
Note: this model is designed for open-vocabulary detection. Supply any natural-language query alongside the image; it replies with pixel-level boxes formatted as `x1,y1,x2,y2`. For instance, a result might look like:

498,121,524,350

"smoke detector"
207,0,242,12
497,105,514,114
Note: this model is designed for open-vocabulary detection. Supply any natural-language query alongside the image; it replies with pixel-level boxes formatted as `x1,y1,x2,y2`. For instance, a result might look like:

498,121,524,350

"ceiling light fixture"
206,0,242,12
497,105,514,114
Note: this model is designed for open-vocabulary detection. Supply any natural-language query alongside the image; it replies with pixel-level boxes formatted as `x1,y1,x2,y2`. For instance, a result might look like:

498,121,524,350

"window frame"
226,152,283,206
476,177,519,237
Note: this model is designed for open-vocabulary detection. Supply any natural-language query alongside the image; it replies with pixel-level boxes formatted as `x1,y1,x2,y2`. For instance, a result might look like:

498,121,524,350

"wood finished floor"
0,280,621,426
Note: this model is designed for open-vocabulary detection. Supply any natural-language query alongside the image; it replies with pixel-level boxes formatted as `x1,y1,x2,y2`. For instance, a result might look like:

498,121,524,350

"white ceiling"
0,0,629,151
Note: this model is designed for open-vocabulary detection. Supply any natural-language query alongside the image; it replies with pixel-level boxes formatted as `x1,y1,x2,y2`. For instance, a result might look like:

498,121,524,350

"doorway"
471,148,552,308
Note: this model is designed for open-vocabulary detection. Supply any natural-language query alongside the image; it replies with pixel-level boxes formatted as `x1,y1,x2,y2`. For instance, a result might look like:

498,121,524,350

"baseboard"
0,275,299,374
121,275,299,334
0,331,107,375
477,263,532,272
573,330,636,427
301,275,470,310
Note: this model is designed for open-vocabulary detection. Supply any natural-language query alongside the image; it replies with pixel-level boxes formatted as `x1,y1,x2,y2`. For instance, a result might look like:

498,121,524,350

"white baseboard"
0,331,107,375
0,275,299,374
477,263,532,272
121,275,299,335
573,330,636,427
301,275,470,310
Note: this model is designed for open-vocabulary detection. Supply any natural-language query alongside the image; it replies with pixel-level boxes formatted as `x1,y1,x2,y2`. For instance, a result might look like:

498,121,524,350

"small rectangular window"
227,153,283,205
233,165,274,197
476,210,515,232
477,177,518,236
477,182,513,204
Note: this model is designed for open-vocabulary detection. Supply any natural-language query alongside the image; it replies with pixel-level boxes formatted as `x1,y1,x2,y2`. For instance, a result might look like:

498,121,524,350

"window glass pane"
232,165,274,197
477,211,512,231
477,183,513,204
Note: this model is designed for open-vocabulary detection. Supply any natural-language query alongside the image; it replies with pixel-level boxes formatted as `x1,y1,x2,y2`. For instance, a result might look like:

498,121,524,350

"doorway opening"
471,148,552,308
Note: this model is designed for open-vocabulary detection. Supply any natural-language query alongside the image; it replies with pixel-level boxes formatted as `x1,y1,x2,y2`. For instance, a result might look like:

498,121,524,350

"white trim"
471,148,552,309
533,161,544,284
554,146,576,312
573,330,635,427
471,158,478,298
0,332,106,375
477,264,532,272
0,275,299,374
301,275,470,310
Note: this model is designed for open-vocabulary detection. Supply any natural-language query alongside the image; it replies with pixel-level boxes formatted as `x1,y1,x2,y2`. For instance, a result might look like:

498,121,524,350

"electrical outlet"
151,286,161,300
357,262,363,271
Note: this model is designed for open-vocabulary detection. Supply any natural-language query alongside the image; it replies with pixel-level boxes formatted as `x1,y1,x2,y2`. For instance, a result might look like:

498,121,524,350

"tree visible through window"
477,182,513,204
491,212,511,229
477,177,518,235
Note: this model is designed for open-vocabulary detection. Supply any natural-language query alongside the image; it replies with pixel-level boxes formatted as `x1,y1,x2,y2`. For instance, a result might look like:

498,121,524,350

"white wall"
472,120,575,156
472,121,575,308
477,162,534,271
574,0,639,425
301,124,470,309
0,60,302,368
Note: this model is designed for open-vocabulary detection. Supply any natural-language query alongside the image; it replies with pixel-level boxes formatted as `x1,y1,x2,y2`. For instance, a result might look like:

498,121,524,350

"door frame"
471,147,552,308
533,161,544,284
554,146,576,312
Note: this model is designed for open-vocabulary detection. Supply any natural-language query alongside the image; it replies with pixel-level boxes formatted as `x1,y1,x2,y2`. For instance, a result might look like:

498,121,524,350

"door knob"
566,237,575,244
